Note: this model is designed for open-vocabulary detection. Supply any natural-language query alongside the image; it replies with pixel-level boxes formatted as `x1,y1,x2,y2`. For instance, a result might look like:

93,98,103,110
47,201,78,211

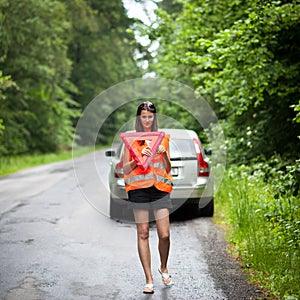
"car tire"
200,198,214,217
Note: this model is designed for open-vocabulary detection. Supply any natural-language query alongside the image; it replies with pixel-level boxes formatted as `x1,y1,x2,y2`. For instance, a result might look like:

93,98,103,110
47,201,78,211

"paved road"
0,150,262,300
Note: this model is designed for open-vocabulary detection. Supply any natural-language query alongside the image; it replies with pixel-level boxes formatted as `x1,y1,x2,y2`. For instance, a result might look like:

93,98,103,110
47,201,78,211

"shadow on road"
170,205,204,222
110,204,204,224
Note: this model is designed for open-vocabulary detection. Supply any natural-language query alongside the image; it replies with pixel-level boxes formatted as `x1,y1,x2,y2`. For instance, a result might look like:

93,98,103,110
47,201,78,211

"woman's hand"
141,146,152,157
156,145,166,155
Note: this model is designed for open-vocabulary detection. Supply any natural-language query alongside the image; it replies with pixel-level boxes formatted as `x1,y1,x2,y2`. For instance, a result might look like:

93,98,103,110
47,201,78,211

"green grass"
214,165,300,300
0,145,106,177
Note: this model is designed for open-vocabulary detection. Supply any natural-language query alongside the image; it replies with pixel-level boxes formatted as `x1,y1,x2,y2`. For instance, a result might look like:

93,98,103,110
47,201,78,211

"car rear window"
170,139,197,160
118,138,197,160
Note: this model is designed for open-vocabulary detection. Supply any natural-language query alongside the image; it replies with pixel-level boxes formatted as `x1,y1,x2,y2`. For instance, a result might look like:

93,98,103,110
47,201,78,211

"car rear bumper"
110,176,213,208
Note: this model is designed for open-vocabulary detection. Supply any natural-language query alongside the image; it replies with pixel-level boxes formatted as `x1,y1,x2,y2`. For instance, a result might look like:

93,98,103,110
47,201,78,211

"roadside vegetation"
0,146,104,177
215,158,300,299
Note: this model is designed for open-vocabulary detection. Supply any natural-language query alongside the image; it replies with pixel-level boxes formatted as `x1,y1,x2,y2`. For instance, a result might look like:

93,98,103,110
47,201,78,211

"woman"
123,101,173,294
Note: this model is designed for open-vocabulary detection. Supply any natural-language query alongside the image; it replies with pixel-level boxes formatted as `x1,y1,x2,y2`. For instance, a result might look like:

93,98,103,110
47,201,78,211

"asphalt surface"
0,150,263,299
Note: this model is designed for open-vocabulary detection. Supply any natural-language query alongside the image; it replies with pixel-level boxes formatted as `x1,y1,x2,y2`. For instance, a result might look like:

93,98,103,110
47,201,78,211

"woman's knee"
137,225,149,240
159,231,170,242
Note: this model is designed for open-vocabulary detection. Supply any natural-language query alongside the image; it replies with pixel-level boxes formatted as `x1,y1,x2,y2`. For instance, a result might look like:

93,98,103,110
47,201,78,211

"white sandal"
143,283,154,294
158,267,173,286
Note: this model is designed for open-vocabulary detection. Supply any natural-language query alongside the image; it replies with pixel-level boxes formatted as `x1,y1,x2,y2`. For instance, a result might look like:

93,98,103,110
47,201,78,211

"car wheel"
200,198,214,217
110,195,124,220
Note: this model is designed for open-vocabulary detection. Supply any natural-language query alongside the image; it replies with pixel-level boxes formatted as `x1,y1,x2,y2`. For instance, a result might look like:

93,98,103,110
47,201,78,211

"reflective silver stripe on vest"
153,162,165,169
125,173,154,185
155,175,173,186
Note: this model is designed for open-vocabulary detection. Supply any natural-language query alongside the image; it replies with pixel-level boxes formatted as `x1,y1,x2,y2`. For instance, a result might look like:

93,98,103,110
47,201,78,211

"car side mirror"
105,150,116,157
204,148,212,155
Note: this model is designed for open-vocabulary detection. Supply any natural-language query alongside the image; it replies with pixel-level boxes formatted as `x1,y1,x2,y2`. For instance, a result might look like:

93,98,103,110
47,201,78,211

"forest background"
0,0,299,299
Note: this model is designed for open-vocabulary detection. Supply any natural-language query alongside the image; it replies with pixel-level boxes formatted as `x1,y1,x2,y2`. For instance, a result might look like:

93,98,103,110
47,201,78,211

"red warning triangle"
119,131,165,171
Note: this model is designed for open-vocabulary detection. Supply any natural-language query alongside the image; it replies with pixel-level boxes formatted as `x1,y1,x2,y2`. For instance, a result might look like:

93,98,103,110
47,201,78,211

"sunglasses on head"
139,101,154,109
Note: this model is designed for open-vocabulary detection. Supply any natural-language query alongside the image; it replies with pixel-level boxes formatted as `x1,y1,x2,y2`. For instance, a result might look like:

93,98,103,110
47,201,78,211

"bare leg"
154,208,171,274
133,209,153,285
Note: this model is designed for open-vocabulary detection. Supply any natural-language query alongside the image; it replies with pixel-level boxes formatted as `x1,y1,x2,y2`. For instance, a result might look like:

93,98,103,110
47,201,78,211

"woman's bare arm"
162,150,171,174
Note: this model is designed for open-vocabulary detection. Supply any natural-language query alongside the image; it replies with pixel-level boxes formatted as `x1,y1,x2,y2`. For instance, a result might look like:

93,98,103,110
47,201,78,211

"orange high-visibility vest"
124,135,173,193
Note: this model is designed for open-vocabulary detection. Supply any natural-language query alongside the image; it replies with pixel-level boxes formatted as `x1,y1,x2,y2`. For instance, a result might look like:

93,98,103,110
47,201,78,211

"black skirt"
128,185,172,210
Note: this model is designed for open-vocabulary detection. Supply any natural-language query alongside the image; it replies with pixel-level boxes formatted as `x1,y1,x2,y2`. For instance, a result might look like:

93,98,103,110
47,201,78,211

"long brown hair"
135,101,158,132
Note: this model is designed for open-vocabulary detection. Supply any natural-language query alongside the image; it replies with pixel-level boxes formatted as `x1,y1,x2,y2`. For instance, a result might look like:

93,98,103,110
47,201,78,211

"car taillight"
193,138,210,177
114,161,124,178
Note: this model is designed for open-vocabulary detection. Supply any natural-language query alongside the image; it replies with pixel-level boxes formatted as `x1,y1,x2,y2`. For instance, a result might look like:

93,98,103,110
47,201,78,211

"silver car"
105,129,214,219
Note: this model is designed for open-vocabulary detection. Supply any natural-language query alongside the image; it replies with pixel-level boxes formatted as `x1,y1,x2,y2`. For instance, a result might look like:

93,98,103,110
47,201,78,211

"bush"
216,158,300,299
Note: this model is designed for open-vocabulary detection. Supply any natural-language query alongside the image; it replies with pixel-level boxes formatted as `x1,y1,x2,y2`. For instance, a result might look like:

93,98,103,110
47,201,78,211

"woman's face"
140,110,154,132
